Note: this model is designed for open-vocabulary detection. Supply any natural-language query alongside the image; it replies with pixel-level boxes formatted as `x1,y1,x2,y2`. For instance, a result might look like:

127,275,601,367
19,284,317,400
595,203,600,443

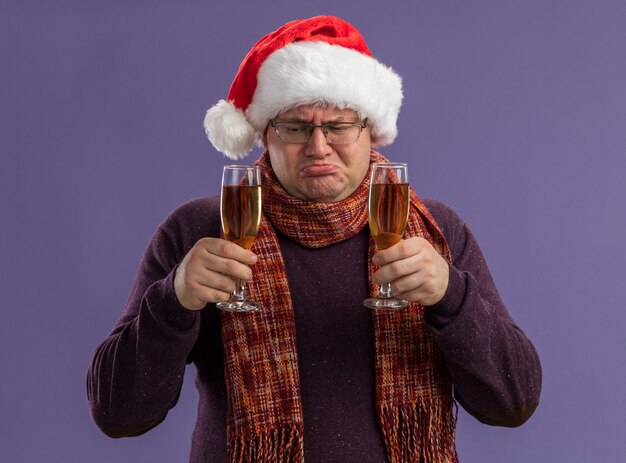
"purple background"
1,1,624,461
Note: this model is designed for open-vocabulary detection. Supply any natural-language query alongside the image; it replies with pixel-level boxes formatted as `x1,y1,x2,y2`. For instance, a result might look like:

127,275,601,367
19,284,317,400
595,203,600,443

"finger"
394,267,448,306
387,271,426,297
195,284,233,303
200,252,254,281
175,269,235,309
395,286,443,306
372,237,427,266
394,288,426,304
185,241,254,281
371,253,422,285
192,268,239,294
188,283,233,305
199,237,257,265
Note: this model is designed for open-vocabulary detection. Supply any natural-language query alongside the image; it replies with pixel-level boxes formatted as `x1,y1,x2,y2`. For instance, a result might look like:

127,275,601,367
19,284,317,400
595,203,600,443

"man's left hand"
371,237,450,306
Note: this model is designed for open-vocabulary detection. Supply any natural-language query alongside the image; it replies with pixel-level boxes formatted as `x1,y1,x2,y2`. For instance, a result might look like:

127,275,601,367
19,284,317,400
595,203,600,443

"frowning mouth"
300,164,337,176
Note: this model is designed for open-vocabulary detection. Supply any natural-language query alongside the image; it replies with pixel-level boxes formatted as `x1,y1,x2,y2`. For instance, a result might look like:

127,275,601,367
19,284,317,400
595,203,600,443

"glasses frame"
269,118,368,145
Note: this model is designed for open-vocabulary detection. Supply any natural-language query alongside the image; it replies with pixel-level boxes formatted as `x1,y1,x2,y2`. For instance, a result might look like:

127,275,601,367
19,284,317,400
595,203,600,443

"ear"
369,131,378,149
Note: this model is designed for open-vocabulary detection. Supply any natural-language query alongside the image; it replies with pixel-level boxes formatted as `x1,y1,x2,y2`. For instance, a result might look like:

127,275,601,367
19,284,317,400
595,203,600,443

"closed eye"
326,125,351,134
282,124,310,134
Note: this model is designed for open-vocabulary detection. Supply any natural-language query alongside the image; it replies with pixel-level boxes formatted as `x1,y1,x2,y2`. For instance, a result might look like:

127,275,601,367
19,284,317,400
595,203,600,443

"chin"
300,178,342,201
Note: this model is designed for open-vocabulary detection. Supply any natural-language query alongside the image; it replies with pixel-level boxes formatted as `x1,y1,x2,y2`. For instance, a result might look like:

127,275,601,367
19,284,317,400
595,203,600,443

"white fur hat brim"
249,41,403,146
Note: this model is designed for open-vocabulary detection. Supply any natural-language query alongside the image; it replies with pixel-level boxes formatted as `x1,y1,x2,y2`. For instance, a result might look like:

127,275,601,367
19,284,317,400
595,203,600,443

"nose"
307,126,333,157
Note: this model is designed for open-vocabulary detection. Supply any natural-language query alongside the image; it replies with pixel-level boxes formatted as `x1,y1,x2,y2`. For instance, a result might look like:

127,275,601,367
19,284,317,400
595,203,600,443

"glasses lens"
276,123,363,144
276,123,311,143
325,124,361,144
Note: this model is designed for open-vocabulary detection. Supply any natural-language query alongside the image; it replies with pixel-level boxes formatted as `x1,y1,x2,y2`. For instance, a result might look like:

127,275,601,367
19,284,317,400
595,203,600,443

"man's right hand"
173,237,257,311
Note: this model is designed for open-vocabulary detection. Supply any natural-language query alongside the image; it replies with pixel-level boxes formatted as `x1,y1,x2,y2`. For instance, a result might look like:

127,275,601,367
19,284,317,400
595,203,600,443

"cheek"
354,163,370,187
268,149,297,186
267,137,283,173
346,150,371,181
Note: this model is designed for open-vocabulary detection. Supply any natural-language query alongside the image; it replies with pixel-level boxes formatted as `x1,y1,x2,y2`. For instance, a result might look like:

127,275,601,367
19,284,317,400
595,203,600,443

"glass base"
216,300,261,313
363,297,409,309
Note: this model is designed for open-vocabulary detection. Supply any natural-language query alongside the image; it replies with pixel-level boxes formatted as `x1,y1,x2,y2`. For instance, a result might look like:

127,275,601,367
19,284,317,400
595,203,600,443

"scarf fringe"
378,400,459,463
228,427,304,463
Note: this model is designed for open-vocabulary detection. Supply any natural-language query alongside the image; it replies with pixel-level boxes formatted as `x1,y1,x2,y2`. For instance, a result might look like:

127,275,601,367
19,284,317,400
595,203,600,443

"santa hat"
204,15,403,159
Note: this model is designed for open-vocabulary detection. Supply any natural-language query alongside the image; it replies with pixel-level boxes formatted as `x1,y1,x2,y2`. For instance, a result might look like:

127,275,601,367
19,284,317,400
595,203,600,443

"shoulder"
157,196,222,246
420,198,466,240
166,196,220,221
420,198,471,263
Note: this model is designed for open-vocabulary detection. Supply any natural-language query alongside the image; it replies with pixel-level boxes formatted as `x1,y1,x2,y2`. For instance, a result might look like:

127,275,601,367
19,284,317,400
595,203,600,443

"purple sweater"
87,197,541,462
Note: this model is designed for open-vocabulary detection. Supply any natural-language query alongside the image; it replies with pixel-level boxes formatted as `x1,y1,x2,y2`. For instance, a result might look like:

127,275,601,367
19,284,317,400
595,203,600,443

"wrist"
154,267,202,327
424,264,466,328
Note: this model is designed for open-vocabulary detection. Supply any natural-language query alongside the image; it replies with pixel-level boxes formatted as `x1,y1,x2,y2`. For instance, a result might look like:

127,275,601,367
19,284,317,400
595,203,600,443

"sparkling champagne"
221,185,262,250
368,183,409,250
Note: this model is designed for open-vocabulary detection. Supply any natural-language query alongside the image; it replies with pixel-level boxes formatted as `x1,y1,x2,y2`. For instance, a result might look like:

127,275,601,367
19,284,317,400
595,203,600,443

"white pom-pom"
203,100,256,159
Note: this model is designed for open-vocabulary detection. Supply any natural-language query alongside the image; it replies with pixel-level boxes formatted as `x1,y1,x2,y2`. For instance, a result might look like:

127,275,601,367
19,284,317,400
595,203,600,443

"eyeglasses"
269,118,368,145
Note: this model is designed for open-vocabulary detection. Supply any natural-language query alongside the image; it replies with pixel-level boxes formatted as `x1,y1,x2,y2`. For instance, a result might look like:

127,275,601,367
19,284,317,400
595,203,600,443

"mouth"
300,164,337,177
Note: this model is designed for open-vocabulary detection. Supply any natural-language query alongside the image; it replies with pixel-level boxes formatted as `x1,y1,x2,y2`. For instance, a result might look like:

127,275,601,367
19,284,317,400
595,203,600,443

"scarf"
220,151,458,463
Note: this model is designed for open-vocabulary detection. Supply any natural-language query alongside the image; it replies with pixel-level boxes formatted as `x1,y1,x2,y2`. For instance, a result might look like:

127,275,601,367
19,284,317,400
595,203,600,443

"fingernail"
250,255,258,264
372,255,381,265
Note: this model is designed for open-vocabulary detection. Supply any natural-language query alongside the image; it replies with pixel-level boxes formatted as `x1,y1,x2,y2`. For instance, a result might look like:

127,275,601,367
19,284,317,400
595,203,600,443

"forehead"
276,104,359,121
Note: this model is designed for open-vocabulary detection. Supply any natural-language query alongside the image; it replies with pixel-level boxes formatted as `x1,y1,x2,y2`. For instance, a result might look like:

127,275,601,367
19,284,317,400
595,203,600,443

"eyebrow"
275,116,360,124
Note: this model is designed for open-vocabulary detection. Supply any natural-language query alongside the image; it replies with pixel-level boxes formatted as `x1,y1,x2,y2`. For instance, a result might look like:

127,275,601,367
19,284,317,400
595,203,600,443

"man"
88,15,541,463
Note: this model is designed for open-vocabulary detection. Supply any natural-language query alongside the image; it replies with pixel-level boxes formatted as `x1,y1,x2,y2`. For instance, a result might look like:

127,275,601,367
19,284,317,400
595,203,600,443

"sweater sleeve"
86,199,214,438
422,199,542,427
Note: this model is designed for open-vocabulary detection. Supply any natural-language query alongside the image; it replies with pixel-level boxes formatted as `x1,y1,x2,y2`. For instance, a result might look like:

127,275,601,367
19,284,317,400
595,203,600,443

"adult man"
88,16,541,463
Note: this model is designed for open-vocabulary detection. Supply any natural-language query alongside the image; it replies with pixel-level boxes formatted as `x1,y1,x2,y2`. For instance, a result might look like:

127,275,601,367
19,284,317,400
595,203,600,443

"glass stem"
232,279,246,302
379,282,393,299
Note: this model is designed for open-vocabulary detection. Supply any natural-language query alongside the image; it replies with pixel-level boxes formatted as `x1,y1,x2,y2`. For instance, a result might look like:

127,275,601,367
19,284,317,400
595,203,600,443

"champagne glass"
363,162,410,309
216,165,262,312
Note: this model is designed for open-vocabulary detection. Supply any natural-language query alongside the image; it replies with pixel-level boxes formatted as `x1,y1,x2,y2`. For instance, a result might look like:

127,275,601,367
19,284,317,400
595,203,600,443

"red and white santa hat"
204,15,403,159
